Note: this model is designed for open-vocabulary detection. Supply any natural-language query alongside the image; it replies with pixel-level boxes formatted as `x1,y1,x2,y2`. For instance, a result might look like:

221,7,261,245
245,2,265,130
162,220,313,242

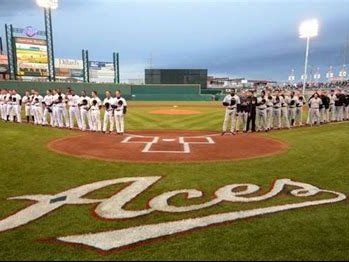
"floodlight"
36,0,58,10
299,19,319,39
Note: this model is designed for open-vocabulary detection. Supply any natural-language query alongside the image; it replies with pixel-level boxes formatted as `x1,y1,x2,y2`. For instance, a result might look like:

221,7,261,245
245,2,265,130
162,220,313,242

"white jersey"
113,97,127,115
223,94,240,110
280,96,288,108
32,95,43,106
22,95,31,106
79,96,91,110
328,94,336,105
10,94,22,105
297,96,305,108
309,97,322,109
273,96,282,108
53,93,64,106
257,96,267,110
90,97,102,107
266,95,274,108
67,94,80,107
103,97,114,112
43,95,54,107
288,96,299,108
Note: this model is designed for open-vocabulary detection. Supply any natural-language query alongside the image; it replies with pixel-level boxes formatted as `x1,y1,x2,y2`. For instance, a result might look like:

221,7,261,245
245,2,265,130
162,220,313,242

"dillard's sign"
0,177,346,251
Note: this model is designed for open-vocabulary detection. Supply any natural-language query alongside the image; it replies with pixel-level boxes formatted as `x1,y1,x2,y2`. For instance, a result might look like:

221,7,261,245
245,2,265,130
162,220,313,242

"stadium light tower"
299,19,319,95
36,0,58,81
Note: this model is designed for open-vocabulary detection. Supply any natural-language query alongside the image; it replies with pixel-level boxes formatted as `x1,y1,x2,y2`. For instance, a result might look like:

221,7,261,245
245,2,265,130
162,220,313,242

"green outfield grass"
0,102,348,261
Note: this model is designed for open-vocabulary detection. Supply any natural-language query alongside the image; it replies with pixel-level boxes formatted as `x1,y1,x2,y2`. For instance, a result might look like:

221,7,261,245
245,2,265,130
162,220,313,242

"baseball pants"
24,105,31,117
81,109,92,131
7,105,21,122
335,106,344,122
295,107,303,126
309,108,320,125
345,106,349,120
54,106,64,128
222,109,238,133
273,108,281,129
33,105,43,125
114,113,125,134
69,106,82,129
266,107,273,129
90,109,102,132
103,110,114,132
62,106,70,128
281,107,290,128
237,112,248,132
42,107,53,126
257,110,267,131
0,104,6,120
288,107,297,126
329,104,336,121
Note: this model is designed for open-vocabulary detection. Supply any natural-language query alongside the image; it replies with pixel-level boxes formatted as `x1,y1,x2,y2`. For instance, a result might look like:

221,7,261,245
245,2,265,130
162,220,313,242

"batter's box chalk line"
121,134,217,154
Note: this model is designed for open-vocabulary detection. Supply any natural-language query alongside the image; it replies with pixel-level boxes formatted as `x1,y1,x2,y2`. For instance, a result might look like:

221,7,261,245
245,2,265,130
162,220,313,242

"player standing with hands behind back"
222,89,240,135
113,90,127,135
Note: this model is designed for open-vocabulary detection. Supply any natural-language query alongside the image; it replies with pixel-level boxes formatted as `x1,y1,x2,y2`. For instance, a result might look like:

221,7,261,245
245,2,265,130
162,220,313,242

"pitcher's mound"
150,109,201,115
48,131,288,163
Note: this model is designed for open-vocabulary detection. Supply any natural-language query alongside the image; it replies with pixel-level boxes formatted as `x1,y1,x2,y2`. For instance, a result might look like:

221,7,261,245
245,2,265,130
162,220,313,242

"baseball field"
0,101,348,260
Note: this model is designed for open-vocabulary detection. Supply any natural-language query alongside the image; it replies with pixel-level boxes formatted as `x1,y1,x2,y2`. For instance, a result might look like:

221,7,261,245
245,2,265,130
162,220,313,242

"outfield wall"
0,81,212,101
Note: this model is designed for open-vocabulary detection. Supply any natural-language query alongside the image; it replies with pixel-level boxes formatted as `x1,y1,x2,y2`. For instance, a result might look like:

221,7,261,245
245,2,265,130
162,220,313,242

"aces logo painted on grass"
0,176,345,252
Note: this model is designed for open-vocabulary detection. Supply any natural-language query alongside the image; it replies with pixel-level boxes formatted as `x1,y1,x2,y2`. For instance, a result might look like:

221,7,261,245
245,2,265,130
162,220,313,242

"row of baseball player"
222,89,349,134
0,89,128,134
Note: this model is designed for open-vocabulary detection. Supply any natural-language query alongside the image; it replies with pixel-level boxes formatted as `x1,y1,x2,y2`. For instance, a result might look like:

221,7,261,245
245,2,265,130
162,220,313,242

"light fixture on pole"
299,19,319,95
36,0,58,82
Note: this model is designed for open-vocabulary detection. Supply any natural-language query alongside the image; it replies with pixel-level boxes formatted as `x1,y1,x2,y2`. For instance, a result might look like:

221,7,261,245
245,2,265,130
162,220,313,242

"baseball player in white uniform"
113,90,128,135
52,90,65,128
345,92,349,121
328,90,336,122
79,91,92,131
334,90,344,122
32,91,43,125
0,89,9,121
272,92,282,129
256,91,268,132
42,90,54,126
266,93,274,130
67,90,82,130
102,91,114,133
280,93,290,129
308,93,322,126
222,89,240,135
29,90,36,122
7,90,22,123
288,92,298,127
22,91,32,123
237,91,249,133
295,94,305,126
90,91,102,132
62,91,70,128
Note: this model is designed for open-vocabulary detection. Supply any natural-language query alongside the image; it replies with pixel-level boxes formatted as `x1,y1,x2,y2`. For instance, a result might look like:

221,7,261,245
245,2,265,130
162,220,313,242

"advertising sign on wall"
14,37,48,77
89,61,114,83
55,58,83,81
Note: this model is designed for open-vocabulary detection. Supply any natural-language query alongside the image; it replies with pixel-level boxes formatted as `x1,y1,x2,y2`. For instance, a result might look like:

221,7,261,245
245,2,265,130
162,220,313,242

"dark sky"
0,0,349,82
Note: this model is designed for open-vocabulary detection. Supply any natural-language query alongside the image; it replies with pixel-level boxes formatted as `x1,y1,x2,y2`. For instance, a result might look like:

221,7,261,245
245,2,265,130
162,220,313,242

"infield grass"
0,101,348,261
